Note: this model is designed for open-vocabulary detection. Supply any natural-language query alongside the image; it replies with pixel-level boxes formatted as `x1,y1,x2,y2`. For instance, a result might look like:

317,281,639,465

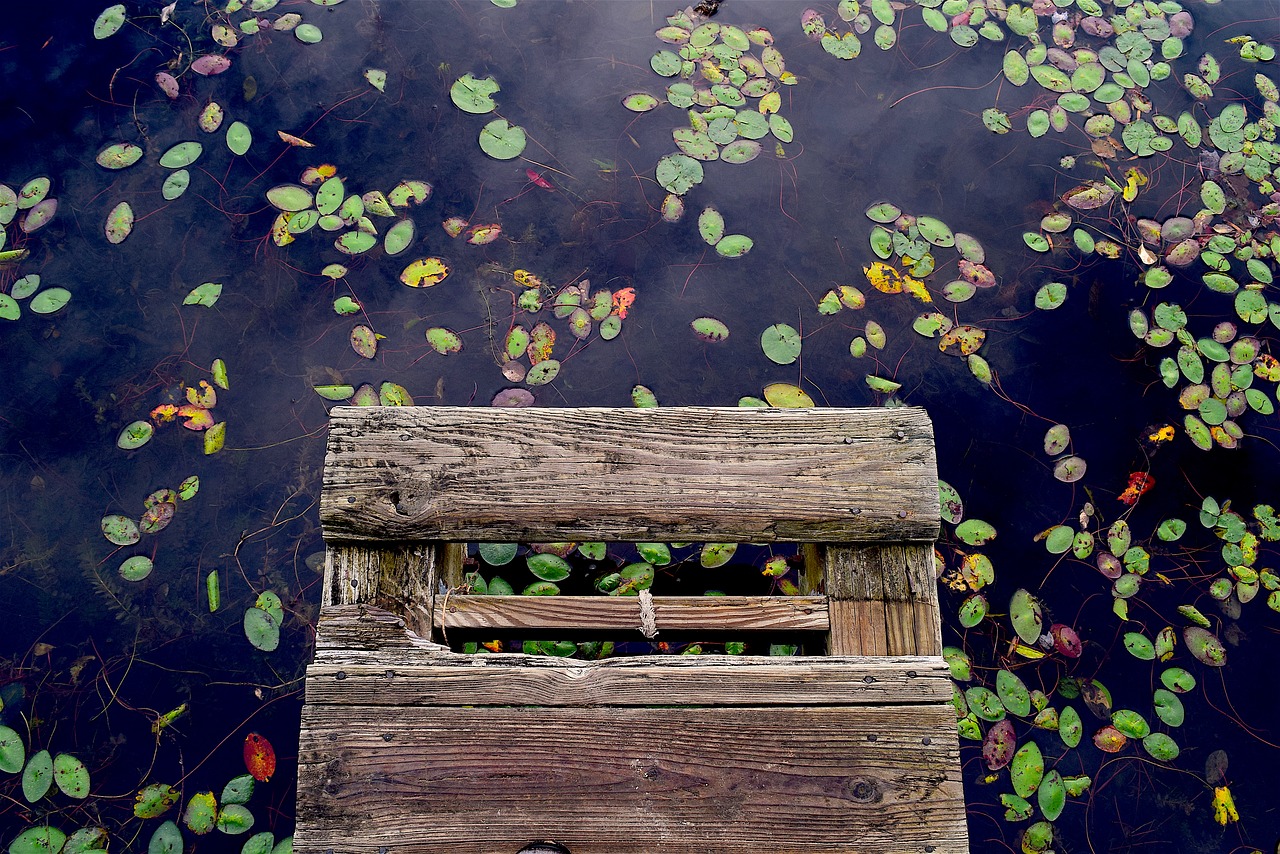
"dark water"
2,0,1279,850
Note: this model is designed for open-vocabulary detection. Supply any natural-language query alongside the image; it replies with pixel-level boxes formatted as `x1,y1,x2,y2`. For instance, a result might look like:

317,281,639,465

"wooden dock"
295,406,969,853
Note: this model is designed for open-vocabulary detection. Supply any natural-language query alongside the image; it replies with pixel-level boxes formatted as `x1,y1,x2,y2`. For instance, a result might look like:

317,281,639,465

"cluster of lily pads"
635,9,798,253
0,179,70,320
490,271,636,404
0,727,99,854
1129,301,1279,449
934,478,1249,849
450,73,529,160
457,541,801,657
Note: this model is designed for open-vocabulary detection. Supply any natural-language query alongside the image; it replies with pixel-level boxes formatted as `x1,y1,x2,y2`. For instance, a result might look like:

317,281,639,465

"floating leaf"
700,542,738,568
364,68,387,92
698,207,725,245
1142,732,1180,761
159,142,202,169
9,828,67,854
350,325,378,359
451,74,500,113
22,749,53,802
760,323,801,364
1010,741,1044,798
478,119,527,160
118,555,153,582
96,142,143,169
226,121,252,156
655,153,704,195
294,23,323,43
161,170,190,201
762,382,814,408
94,4,127,38
243,607,280,651
134,783,180,819
955,519,995,546
983,719,1016,769
0,726,25,774
691,317,729,342
1053,455,1087,483
715,234,753,258
400,257,450,287
425,327,462,354
29,288,71,314
183,282,222,307
102,514,140,546
1182,626,1226,667
105,201,133,244
1010,588,1043,644
266,185,313,212
184,791,218,835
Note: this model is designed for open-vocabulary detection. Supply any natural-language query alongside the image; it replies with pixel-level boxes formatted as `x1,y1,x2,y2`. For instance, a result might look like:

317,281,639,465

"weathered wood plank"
823,544,942,656
314,604,448,653
303,656,952,706
325,543,441,640
295,705,966,854
435,594,828,632
320,406,940,543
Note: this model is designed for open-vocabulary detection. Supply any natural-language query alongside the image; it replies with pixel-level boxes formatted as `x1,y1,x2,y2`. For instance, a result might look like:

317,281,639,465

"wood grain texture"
295,704,966,853
824,544,943,656
320,406,939,543
325,543,441,639
435,594,828,632
303,656,952,706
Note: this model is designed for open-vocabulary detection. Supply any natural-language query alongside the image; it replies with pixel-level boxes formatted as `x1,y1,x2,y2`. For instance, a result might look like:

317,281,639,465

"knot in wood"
849,778,882,804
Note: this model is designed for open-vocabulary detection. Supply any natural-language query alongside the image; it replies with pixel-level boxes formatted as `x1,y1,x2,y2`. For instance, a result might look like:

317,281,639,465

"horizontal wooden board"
295,704,967,853
321,406,939,543
304,655,953,706
435,594,829,632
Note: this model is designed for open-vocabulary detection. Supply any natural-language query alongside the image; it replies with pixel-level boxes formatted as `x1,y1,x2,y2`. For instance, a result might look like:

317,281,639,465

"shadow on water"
2,0,1280,850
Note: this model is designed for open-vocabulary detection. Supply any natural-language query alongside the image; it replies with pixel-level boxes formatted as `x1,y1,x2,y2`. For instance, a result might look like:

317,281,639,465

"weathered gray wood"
295,704,966,854
325,543,440,640
824,544,942,656
321,406,939,543
303,656,952,706
314,604,448,654
435,594,828,632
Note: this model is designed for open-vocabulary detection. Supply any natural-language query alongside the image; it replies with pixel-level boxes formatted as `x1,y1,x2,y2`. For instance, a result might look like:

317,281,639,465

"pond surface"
2,0,1280,851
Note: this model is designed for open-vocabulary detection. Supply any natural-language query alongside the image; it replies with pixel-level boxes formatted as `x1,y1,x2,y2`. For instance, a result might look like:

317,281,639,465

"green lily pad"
243,607,280,652
1010,741,1044,798
1142,732,1180,761
294,23,323,43
1010,588,1042,644
119,555,154,582
425,327,463,354
1035,282,1067,309
96,142,143,169
134,783,179,819
53,753,90,798
1183,626,1226,666
955,519,995,546
159,142,202,169
761,323,800,364
715,234,753,258
865,202,901,223
23,749,53,802
1038,770,1066,822
996,669,1031,717
656,153,703,195
101,514,140,545
698,207,725,245
30,288,71,314
183,282,222,307
0,725,26,774
691,316,729,342
10,828,67,854
527,553,571,582
226,121,252,156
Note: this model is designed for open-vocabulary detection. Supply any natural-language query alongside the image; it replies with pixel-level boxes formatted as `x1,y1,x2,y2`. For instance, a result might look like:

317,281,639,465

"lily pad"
691,317,729,342
715,234,753,258
105,201,133,244
761,323,800,364
762,382,814,408
400,257,450,287
226,121,252,156
159,142,202,169
656,153,704,195
479,119,527,160
30,288,71,314
451,74,500,113
243,607,280,652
